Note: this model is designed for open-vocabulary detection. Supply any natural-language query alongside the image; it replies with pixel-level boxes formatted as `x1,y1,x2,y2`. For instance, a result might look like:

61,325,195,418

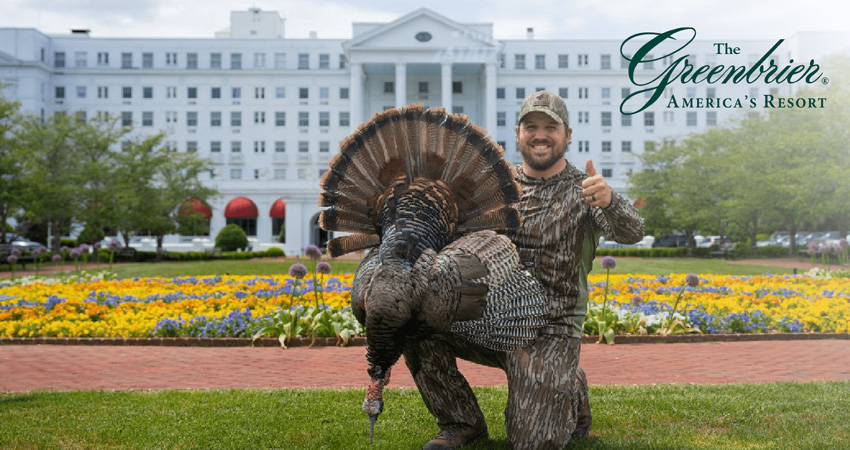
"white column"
441,62,452,112
256,199,272,244
285,202,304,256
395,62,407,108
484,63,497,134
350,63,363,128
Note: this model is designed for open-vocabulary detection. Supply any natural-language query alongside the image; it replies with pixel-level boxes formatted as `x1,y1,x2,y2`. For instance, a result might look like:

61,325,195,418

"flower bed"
1,270,848,343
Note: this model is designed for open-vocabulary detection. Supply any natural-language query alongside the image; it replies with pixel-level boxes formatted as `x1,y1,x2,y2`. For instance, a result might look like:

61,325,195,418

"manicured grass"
1,382,847,449
590,257,797,276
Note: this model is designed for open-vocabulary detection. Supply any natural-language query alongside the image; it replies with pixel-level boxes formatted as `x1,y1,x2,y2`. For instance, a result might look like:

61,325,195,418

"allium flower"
70,248,82,259
317,262,332,275
630,294,644,306
7,254,17,264
806,241,816,254
93,242,101,250
79,243,90,253
11,248,21,257
601,256,616,270
60,246,69,254
289,263,308,280
109,240,120,251
304,244,322,261
52,254,62,263
36,246,48,256
685,273,700,288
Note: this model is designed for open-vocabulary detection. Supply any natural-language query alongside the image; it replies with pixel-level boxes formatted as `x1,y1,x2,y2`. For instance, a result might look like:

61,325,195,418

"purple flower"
52,254,62,263
7,255,17,264
288,263,308,280
303,245,322,261
109,240,120,251
685,273,700,288
60,246,69,254
630,294,643,306
79,243,90,253
36,246,48,256
70,249,82,259
93,242,101,250
10,248,21,257
601,256,617,270
317,262,332,275
841,238,848,249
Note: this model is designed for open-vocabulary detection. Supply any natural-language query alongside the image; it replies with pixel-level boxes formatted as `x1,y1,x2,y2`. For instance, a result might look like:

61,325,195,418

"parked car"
652,234,688,248
3,235,45,253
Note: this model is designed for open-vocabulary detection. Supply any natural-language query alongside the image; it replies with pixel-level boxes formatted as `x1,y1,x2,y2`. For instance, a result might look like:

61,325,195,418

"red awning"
224,196,259,218
269,199,286,218
180,199,212,218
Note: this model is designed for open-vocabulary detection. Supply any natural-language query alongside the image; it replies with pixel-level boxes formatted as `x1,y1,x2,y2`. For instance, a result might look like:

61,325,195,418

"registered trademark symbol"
822,77,829,85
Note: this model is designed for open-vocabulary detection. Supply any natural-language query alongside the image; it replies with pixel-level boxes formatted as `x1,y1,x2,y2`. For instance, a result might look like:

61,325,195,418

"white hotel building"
1,8,845,255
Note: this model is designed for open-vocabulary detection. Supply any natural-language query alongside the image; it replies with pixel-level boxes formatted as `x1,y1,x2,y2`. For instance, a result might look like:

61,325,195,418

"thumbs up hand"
581,159,612,208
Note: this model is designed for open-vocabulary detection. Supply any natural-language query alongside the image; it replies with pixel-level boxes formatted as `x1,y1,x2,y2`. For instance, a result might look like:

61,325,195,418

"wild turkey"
318,105,548,441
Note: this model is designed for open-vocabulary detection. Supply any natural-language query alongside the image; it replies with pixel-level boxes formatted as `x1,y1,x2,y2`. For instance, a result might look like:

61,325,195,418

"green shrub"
265,247,285,257
215,224,248,252
76,224,105,245
756,246,791,258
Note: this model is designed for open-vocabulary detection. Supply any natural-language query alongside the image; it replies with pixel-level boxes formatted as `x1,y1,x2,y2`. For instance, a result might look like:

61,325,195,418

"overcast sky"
2,0,849,40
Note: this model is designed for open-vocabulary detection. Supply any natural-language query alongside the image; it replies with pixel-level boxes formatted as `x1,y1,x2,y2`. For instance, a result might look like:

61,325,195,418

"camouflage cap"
518,90,569,126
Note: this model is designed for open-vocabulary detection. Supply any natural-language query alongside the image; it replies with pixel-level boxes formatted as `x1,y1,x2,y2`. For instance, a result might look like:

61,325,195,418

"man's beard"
519,139,567,172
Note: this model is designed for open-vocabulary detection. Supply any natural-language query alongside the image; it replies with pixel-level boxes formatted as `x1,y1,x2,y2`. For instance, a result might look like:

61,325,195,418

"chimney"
526,27,534,39
71,29,91,36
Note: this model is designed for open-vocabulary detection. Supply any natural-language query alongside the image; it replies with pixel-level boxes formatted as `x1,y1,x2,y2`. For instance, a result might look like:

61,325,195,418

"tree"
0,94,24,243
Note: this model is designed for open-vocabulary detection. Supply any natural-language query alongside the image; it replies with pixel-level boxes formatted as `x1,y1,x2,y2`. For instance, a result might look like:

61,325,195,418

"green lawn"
2,382,847,449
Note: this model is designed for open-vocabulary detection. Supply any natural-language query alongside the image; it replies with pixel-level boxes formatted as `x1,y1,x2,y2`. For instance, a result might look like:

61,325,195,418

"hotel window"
300,87,309,99
230,168,241,180
54,52,66,68
97,86,108,99
707,111,717,127
497,112,506,127
298,168,308,180
298,141,309,152
559,87,568,99
687,87,696,98
77,86,87,98
578,87,588,99
452,82,463,94
452,106,464,114
142,52,153,68
602,168,613,178
121,52,132,68
274,141,286,153
707,87,716,98
299,112,309,127
166,52,177,66
121,111,132,126
55,86,65,99
187,141,198,153
339,54,347,69
319,141,330,153
516,87,525,99
210,53,221,68
623,141,633,153
558,54,568,68
339,112,350,127
577,54,588,67
255,87,265,99
232,87,241,99
602,141,612,152
75,51,87,68
319,87,329,99
274,169,286,180
166,111,177,123
687,111,697,127
383,81,394,94
187,87,197,99
231,141,242,153
166,86,177,98
254,52,266,68
621,114,632,127
275,87,285,98
340,87,349,99
187,53,198,69
210,141,222,153
644,55,654,70
601,87,611,99
621,87,630,99
644,112,655,127
298,53,309,69
210,112,221,127
122,87,132,99
231,111,242,127
621,54,631,69
418,82,429,94
143,87,153,99
663,111,674,124
275,112,286,126
535,54,545,69
142,112,153,127
254,141,265,153
319,112,330,127
254,111,265,124
514,54,526,69
643,141,654,152
274,52,286,69
254,169,261,180
601,112,612,127
211,87,221,99
496,87,505,99
578,111,589,124
600,54,611,70
231,53,242,69
578,141,589,152
187,111,198,127
319,54,329,69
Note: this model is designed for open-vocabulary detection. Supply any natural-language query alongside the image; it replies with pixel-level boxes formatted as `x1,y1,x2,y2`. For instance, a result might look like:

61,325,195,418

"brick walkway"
1,340,849,393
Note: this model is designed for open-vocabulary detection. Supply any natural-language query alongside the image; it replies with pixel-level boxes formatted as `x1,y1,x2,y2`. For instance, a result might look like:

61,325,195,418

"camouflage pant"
404,333,587,450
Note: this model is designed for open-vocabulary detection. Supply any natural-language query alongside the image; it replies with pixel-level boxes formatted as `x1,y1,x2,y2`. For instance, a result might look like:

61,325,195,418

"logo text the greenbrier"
619,27,824,115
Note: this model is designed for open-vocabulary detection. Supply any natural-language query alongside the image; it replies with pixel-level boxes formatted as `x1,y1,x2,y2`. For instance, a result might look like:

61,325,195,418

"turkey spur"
318,105,548,441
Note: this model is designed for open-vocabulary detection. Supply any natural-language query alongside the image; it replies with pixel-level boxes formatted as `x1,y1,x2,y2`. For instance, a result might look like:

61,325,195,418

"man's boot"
422,422,488,450
571,367,592,439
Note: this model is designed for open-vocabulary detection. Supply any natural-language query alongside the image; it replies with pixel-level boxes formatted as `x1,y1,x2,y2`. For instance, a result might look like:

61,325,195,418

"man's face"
516,112,572,173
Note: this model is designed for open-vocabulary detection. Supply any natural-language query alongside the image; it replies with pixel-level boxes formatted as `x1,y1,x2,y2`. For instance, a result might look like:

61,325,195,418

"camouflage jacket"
505,162,645,338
